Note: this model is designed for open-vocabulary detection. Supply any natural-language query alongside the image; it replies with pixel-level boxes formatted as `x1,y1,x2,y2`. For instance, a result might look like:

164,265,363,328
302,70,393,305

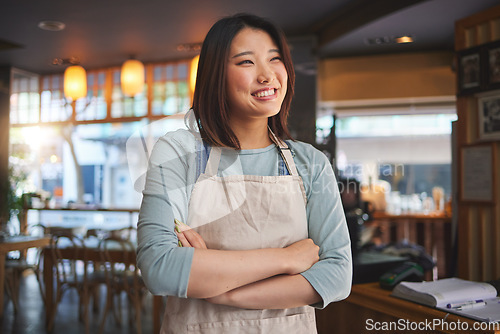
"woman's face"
225,27,288,124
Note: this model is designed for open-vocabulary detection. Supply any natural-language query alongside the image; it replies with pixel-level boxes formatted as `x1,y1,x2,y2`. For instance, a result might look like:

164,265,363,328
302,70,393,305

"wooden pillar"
288,36,317,145
0,67,11,226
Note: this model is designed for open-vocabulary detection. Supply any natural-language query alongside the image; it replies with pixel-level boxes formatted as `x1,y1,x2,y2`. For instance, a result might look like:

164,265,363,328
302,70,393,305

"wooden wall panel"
318,52,455,101
492,19,500,40
455,4,500,282
455,5,500,51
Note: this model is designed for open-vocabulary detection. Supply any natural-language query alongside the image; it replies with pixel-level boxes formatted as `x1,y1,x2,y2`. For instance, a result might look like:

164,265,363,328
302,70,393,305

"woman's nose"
257,65,275,84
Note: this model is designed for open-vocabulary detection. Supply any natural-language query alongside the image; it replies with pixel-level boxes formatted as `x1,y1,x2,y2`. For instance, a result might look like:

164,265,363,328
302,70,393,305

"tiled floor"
1,273,155,334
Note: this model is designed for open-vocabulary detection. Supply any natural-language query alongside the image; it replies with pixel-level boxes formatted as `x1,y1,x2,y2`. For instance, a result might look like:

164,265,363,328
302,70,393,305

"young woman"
137,13,352,333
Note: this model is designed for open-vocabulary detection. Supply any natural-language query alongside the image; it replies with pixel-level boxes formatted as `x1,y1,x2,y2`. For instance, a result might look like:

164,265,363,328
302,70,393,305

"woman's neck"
230,118,272,150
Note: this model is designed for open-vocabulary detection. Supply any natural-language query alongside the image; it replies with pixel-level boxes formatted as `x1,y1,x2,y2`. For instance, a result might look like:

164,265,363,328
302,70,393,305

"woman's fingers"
176,228,207,249
176,230,191,247
183,228,208,249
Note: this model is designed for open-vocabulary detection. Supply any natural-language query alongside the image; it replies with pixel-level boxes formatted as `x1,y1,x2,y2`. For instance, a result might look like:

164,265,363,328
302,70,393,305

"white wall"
337,134,451,165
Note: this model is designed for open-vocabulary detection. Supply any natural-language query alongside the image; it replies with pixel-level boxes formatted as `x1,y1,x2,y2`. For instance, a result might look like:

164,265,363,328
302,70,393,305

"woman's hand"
176,227,207,249
284,239,320,275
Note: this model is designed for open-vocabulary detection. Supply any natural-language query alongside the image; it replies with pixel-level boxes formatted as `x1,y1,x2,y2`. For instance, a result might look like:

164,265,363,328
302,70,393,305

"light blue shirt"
137,129,352,309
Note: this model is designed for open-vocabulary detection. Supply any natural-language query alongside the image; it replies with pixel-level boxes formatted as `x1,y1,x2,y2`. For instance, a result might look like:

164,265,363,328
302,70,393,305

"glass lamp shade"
190,55,200,95
64,65,87,100
121,59,145,96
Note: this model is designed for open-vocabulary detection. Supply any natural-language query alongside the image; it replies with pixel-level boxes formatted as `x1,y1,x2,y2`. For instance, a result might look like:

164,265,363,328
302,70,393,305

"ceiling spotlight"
52,56,80,66
365,35,414,46
395,36,414,44
365,36,392,45
176,42,202,52
38,20,66,32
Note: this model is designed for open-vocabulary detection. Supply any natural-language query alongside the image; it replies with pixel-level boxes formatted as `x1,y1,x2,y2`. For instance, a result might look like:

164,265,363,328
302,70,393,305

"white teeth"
254,89,274,97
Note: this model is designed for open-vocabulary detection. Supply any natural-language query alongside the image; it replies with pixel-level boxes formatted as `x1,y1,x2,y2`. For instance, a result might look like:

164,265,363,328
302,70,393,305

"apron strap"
268,127,299,177
204,146,222,177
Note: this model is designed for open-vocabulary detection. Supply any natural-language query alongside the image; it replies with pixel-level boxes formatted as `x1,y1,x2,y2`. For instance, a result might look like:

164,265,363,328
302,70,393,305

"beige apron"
161,136,317,334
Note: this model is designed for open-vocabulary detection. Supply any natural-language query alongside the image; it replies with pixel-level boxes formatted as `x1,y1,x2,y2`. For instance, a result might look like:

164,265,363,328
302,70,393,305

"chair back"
99,237,139,293
50,234,87,285
47,226,87,238
29,223,47,237
109,226,137,242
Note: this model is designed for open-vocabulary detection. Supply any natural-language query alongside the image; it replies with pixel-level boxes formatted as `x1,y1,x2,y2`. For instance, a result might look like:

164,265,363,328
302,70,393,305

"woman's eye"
237,60,253,65
271,56,282,62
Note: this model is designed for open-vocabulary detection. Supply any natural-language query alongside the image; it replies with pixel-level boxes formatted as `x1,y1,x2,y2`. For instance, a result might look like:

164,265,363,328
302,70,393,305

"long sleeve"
136,130,198,296
290,142,353,308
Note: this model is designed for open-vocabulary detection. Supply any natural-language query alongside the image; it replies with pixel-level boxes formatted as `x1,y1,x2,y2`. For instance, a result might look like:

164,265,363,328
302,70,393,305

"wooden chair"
3,223,47,313
98,236,145,334
47,234,100,334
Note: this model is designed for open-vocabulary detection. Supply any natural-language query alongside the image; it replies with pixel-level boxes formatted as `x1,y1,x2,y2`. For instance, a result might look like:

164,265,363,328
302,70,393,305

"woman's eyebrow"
232,49,281,58
232,51,253,58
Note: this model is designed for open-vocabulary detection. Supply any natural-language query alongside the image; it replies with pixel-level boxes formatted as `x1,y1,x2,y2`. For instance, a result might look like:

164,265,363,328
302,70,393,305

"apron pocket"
186,312,316,334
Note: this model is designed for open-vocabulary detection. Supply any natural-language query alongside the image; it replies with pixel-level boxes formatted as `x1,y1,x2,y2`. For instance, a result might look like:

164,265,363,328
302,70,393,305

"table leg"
0,253,5,317
43,248,54,330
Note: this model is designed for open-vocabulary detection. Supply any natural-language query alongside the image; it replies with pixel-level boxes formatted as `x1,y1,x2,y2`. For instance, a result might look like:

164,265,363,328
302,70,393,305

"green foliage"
0,164,27,224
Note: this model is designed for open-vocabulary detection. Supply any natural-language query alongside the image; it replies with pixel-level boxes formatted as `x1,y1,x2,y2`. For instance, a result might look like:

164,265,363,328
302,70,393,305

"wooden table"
0,235,51,317
316,283,500,334
43,239,163,333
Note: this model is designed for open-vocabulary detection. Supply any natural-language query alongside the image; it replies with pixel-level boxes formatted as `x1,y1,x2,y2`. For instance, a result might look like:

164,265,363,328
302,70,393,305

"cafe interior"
1,0,500,333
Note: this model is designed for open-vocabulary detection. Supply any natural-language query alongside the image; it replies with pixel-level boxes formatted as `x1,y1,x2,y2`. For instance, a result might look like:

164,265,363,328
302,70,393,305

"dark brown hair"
192,13,295,149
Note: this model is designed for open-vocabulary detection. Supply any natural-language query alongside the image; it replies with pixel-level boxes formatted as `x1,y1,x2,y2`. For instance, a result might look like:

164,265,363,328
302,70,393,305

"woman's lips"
252,88,276,98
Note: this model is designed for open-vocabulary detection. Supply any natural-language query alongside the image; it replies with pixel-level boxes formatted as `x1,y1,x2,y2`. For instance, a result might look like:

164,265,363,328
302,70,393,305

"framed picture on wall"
485,40,500,91
478,90,500,141
460,143,496,203
457,46,483,95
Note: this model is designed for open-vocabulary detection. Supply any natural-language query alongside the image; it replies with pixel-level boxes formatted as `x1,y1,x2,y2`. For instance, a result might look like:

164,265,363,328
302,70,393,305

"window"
317,99,457,214
76,70,107,121
10,69,40,124
111,69,148,118
152,62,190,116
40,74,71,123
9,59,194,209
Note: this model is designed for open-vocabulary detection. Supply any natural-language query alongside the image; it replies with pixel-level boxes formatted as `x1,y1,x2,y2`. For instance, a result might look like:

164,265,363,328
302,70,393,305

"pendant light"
64,65,87,100
190,54,200,97
121,59,145,97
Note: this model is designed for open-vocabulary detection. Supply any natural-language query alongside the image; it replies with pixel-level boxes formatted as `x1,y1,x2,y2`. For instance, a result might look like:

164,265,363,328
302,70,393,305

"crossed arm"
176,228,322,309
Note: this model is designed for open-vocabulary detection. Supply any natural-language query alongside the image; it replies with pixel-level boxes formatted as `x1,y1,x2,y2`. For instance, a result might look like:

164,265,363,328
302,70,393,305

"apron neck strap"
268,127,299,177
267,126,286,149
204,146,222,177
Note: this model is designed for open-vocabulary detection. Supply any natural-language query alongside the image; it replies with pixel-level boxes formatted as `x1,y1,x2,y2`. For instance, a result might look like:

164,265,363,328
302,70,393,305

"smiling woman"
225,28,288,149
137,13,352,334
192,14,296,150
